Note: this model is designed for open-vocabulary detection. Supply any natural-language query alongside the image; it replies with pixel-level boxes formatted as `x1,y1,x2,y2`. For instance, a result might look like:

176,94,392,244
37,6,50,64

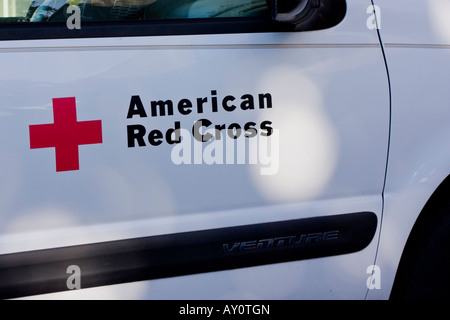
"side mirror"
269,0,347,31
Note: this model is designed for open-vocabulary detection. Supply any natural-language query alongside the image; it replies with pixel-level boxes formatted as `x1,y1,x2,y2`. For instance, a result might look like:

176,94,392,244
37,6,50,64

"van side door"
0,0,389,299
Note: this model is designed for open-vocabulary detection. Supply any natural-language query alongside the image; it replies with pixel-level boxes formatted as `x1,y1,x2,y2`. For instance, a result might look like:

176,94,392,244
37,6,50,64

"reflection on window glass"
0,0,269,22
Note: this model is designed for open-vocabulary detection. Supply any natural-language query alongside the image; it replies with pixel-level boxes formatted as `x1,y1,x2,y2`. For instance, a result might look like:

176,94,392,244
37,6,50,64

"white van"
0,0,449,300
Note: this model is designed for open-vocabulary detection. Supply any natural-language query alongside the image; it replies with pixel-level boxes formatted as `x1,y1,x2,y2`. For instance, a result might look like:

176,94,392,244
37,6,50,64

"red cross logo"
29,97,103,172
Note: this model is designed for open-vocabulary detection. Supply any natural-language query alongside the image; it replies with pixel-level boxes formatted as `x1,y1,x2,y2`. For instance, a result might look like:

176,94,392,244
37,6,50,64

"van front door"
0,0,389,299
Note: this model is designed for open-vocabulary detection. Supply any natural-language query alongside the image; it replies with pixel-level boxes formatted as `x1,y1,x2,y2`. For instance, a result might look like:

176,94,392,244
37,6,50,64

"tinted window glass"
0,0,269,22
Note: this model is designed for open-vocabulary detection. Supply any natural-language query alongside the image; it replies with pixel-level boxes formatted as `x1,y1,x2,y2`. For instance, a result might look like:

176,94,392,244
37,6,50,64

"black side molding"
0,212,377,299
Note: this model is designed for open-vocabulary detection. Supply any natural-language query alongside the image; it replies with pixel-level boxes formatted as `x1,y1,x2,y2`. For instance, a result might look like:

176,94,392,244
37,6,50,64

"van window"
0,0,269,22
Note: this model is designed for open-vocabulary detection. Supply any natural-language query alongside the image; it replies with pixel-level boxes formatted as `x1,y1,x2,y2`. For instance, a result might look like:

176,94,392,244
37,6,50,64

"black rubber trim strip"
0,17,291,41
0,211,377,299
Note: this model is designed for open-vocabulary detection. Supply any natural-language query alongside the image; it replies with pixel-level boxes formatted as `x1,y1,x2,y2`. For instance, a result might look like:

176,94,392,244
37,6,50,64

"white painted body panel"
0,1,395,299
367,0,450,300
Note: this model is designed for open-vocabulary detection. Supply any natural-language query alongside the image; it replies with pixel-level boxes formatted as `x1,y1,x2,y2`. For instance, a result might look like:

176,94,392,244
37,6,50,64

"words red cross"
29,97,102,172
